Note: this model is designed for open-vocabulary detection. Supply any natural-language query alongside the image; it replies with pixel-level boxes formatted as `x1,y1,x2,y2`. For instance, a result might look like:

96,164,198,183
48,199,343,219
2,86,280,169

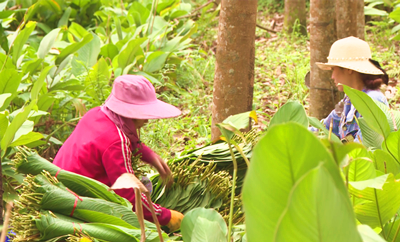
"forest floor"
142,4,400,160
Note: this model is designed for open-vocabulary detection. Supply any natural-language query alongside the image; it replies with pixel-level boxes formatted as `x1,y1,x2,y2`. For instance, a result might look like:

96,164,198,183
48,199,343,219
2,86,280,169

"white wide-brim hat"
316,36,384,75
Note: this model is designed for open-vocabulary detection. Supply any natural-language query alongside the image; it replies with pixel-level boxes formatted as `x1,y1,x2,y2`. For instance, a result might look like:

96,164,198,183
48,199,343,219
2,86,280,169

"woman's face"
133,119,148,129
331,66,353,92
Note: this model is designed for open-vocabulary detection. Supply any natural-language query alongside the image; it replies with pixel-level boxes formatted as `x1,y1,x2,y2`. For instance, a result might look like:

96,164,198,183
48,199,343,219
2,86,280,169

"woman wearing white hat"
54,75,184,231
315,36,389,143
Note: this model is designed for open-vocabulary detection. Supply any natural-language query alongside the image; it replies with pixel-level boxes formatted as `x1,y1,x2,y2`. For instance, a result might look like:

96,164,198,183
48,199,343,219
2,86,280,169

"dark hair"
361,59,389,90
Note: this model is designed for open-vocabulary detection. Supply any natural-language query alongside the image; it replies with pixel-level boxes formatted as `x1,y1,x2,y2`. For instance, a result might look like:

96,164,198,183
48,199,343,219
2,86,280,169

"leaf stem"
392,218,400,242
227,142,237,242
375,189,386,239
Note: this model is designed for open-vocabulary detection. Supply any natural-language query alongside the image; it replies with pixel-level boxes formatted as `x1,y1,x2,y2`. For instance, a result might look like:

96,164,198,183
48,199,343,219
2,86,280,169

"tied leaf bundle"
175,128,259,194
11,171,161,242
150,129,260,224
151,161,244,224
13,147,130,207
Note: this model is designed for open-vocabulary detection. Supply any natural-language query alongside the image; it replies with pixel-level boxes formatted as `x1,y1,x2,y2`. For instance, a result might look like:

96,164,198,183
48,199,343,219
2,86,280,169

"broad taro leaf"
350,173,400,230
343,85,390,139
243,122,361,242
374,100,400,132
9,131,43,147
100,43,119,60
217,111,257,142
358,224,386,242
0,93,11,108
1,100,36,152
373,149,400,176
55,34,93,65
345,157,376,182
383,216,400,242
57,7,71,27
31,65,53,101
320,139,364,166
0,68,23,111
12,21,37,65
181,208,227,242
383,129,400,163
117,37,147,71
359,118,384,150
143,51,169,73
37,28,61,59
269,101,308,128
273,164,361,242
71,33,101,76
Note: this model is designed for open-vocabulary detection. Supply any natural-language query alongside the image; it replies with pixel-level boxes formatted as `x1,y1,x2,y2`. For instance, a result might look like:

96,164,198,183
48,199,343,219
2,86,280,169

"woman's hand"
150,153,173,187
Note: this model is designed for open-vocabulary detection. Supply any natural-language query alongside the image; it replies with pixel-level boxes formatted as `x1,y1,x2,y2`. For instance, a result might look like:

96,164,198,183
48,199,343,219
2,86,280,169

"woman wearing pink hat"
315,36,389,143
53,75,183,231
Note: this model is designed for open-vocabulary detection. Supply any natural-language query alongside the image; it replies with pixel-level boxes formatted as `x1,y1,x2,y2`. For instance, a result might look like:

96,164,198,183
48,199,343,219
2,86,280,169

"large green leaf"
117,37,147,70
383,129,400,163
373,149,400,175
55,34,93,65
383,217,400,241
343,85,390,139
374,100,400,133
346,157,376,182
71,33,101,76
321,139,364,166
1,100,36,152
359,118,384,149
0,112,8,140
0,68,23,110
242,122,361,242
0,93,11,108
100,43,119,60
273,164,361,242
9,131,43,147
358,225,386,242
37,28,61,59
30,65,53,101
12,21,37,65
181,208,227,242
350,173,400,231
269,101,308,128
143,51,169,73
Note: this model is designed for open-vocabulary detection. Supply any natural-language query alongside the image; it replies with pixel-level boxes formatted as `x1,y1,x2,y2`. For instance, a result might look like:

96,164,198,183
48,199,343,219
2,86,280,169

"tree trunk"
336,0,365,39
211,0,257,141
284,0,307,35
309,0,340,119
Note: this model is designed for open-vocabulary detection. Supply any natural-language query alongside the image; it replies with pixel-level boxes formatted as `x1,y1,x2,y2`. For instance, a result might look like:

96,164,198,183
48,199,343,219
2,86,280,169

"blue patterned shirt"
323,89,388,142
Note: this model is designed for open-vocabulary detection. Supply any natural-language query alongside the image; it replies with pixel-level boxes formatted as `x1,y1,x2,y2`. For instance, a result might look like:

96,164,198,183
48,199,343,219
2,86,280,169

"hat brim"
105,93,181,119
316,61,384,75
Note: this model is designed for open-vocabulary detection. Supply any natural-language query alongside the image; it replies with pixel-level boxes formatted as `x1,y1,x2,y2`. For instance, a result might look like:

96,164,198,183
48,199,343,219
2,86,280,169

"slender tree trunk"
284,0,307,35
211,0,257,141
336,0,365,39
310,0,340,119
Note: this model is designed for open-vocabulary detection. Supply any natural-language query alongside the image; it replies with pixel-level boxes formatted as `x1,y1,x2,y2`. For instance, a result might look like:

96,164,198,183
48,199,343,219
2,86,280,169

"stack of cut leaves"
151,129,260,224
151,160,244,224
11,147,163,242
173,128,260,194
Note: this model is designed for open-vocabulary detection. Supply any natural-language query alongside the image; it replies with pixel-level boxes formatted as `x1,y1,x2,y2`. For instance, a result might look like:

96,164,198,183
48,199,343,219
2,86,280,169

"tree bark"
211,0,257,141
284,0,307,35
310,0,340,119
336,0,365,40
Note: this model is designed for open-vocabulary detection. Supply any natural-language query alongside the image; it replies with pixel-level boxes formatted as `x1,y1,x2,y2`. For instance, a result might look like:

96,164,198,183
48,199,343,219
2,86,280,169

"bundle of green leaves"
11,171,161,241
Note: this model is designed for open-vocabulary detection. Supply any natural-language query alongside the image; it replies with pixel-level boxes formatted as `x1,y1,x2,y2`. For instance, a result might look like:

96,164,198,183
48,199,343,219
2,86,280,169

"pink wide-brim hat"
105,75,181,119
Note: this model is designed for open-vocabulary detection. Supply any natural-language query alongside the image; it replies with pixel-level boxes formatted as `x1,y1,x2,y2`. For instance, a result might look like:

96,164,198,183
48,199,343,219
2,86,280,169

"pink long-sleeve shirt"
53,107,171,225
